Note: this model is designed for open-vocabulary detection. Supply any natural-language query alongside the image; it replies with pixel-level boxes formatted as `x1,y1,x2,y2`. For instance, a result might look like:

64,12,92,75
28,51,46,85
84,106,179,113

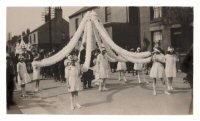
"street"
8,72,192,115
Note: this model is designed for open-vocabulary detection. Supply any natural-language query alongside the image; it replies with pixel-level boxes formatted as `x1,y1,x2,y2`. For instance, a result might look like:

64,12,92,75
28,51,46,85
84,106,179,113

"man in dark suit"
7,53,16,109
80,44,95,89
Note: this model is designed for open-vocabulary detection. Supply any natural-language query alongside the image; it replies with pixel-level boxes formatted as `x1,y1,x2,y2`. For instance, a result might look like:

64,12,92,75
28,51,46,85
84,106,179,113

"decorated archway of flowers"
34,11,152,70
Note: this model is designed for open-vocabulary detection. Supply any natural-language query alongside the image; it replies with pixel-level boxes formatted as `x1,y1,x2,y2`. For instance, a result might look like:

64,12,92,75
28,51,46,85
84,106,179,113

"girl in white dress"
134,47,149,84
17,55,31,97
64,55,72,83
165,46,177,91
116,61,127,82
96,49,110,91
150,47,170,96
66,57,83,110
92,49,102,86
32,54,41,92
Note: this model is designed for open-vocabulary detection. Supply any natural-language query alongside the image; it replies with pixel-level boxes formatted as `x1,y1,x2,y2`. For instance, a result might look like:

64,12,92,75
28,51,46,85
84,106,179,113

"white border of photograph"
0,0,200,121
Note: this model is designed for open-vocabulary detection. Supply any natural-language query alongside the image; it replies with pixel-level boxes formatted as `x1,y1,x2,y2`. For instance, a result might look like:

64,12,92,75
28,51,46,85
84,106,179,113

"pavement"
7,72,192,115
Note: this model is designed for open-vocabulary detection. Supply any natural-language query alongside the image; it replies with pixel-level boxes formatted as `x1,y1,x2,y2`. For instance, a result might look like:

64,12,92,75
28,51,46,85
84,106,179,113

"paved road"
9,72,192,115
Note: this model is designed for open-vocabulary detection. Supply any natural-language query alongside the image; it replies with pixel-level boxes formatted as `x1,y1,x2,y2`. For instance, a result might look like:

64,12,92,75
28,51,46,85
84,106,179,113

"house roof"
30,17,69,34
69,7,98,18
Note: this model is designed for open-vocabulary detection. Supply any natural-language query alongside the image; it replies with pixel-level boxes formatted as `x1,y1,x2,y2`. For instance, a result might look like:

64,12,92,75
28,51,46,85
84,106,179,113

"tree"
162,7,193,52
162,7,193,27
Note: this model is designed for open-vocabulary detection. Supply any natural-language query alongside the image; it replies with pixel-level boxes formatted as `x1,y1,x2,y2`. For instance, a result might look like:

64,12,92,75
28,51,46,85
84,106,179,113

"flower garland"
82,20,93,71
93,23,103,50
34,12,90,67
92,17,151,58
92,22,126,62
121,54,152,63
78,25,87,60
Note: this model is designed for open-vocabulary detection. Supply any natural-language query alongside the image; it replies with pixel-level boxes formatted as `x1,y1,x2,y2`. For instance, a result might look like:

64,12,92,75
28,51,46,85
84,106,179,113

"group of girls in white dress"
115,46,178,96
150,46,178,96
16,53,42,97
16,44,178,111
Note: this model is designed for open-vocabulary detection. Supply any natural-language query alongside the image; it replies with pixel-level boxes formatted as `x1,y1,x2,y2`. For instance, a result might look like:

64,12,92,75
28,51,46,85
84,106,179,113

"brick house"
29,7,69,53
69,7,140,50
69,7,193,53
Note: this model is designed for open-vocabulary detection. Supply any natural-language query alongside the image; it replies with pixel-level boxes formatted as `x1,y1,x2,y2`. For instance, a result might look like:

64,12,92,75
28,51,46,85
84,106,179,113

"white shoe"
124,78,127,82
153,91,157,96
164,90,171,95
102,87,109,91
34,88,39,92
76,103,82,109
170,86,174,90
70,105,75,110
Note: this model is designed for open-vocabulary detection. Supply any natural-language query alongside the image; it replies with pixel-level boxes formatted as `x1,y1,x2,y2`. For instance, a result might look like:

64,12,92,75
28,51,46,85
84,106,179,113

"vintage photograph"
6,6,193,115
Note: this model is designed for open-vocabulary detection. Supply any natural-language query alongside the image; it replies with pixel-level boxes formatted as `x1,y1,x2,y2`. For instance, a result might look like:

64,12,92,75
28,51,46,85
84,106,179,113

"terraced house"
69,7,193,54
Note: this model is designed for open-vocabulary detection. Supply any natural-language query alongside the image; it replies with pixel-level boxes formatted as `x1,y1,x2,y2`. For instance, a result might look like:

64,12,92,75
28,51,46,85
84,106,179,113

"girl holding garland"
17,55,31,97
165,46,178,91
66,54,83,110
150,47,170,96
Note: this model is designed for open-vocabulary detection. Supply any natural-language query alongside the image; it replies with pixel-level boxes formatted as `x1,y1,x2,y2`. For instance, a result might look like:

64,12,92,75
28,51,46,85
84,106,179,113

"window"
34,34,36,43
153,7,162,19
152,31,162,43
75,18,79,30
105,7,111,22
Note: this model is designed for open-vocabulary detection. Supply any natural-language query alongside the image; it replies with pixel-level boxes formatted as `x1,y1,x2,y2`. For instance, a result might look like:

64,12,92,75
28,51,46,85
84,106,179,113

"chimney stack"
55,7,62,19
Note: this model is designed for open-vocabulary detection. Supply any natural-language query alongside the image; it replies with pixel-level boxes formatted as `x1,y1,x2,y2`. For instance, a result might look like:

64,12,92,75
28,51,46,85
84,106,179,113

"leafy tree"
162,7,193,26
162,7,193,52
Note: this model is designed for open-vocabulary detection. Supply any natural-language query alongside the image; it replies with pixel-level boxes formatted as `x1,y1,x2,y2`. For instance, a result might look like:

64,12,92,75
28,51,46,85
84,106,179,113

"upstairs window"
75,18,79,30
105,7,111,22
153,7,162,19
33,34,36,43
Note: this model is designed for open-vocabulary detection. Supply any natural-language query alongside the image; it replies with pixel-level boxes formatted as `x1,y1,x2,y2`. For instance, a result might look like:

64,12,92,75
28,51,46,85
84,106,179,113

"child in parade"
91,49,101,86
64,55,72,83
165,46,177,91
66,55,83,110
117,61,127,82
134,47,149,84
32,53,41,92
150,47,170,96
96,48,110,91
17,55,31,97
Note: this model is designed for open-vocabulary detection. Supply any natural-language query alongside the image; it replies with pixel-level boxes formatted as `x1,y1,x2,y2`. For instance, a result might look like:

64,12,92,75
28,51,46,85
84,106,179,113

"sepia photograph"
6,6,193,115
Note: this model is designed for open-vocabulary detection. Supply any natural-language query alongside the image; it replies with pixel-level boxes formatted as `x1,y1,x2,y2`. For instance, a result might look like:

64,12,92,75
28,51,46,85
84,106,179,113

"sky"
6,7,82,38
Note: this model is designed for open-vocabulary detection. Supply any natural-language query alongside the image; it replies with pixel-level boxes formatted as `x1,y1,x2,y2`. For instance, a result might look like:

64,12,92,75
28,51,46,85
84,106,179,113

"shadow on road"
82,82,140,107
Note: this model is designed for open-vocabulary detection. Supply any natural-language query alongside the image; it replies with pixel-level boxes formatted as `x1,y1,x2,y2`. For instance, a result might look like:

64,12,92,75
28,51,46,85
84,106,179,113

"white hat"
137,47,141,51
153,47,161,53
167,46,174,52
18,54,24,59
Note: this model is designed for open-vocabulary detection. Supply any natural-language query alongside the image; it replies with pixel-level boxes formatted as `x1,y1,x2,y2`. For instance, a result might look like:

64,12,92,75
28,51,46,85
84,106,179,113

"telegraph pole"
49,7,52,51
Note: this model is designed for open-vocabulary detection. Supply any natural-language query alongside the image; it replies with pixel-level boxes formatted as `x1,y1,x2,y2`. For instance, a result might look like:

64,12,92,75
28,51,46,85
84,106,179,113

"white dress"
134,63,143,71
134,52,144,71
17,62,31,85
64,59,71,78
117,62,127,71
96,53,110,79
67,65,82,92
150,54,165,78
165,54,177,77
32,61,41,80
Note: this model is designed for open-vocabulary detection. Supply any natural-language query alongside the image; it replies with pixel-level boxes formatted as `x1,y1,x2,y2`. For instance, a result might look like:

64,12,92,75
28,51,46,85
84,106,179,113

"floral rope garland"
92,16,151,58
34,12,90,67
83,20,93,71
